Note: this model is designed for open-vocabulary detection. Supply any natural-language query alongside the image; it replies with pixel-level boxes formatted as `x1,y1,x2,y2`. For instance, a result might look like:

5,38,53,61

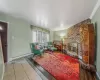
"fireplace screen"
67,42,78,54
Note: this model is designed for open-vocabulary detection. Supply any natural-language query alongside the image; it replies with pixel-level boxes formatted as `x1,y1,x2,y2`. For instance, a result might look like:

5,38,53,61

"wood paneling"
80,24,95,65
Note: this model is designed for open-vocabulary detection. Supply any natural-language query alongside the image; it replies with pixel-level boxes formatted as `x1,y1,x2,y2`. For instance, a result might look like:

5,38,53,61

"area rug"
33,53,79,80
52,52,79,63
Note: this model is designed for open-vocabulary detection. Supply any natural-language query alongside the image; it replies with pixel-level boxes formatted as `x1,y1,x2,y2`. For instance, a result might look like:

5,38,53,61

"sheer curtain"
32,31,37,42
32,30,49,43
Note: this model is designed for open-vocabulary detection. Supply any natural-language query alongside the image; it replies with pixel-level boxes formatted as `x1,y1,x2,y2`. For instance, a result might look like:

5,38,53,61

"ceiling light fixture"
60,23,64,27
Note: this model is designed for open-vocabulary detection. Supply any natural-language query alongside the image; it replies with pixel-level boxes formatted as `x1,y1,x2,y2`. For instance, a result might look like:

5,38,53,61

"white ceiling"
0,0,98,30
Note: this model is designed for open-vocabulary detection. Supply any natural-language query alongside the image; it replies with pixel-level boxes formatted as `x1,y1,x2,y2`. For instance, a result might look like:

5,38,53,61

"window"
37,31,42,43
32,31,37,42
32,30,49,43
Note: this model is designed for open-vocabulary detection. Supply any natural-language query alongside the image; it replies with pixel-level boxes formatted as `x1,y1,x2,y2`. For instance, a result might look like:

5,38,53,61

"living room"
0,0,100,80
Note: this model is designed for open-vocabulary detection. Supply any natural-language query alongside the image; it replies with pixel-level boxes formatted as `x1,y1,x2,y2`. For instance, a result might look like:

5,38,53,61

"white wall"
53,29,67,41
0,12,32,61
92,6,100,76
0,37,4,80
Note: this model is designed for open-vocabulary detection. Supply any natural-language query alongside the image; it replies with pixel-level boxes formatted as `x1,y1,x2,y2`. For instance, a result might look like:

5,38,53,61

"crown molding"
90,0,100,19
96,72,100,79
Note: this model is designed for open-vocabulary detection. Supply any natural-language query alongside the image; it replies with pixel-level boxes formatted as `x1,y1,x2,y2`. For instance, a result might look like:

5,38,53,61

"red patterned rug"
33,52,79,80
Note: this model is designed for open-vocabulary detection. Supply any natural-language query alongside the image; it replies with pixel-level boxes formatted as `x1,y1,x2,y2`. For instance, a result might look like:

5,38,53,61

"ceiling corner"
90,0,100,19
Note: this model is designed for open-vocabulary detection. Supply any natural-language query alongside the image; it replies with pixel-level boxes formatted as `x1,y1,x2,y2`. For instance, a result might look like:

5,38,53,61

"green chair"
47,42,57,52
30,43,44,56
48,42,53,46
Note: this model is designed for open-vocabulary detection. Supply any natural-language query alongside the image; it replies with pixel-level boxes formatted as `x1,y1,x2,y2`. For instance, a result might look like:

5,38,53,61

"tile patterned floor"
3,58,42,80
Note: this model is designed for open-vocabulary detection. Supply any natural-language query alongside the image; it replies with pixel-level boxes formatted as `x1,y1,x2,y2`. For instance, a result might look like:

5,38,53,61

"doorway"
0,21,8,63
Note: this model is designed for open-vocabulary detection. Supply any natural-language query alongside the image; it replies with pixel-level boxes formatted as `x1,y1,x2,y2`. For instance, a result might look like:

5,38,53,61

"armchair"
30,43,44,56
47,42,57,52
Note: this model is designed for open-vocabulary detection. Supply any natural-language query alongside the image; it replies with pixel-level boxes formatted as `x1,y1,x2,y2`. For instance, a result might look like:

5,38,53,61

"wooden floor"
80,67,96,80
3,58,43,80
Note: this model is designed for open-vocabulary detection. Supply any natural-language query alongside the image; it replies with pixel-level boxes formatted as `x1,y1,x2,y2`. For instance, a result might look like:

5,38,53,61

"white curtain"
32,31,37,42
32,30,49,43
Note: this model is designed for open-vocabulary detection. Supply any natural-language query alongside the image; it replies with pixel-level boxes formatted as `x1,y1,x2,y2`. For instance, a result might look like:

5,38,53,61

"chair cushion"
49,47,57,51
35,45,40,49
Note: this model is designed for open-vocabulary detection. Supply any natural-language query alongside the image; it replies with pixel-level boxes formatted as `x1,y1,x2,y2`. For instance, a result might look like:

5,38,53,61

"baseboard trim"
9,53,33,62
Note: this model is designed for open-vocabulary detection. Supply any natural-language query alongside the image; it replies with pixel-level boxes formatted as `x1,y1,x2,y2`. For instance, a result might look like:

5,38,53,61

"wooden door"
0,21,8,63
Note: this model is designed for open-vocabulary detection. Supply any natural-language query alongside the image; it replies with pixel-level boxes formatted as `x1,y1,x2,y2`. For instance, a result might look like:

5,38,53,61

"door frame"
0,20,9,62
